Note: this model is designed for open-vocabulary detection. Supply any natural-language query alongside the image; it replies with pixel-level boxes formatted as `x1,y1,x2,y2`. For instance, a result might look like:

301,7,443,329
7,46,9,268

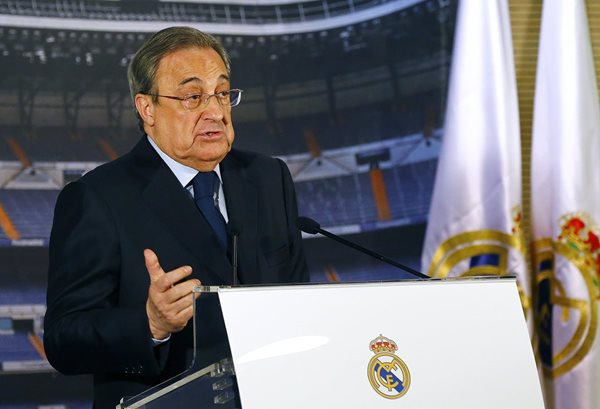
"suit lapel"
221,152,258,284
134,138,233,284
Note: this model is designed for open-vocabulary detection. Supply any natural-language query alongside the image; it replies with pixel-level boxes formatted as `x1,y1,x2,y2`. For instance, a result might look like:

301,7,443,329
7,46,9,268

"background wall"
1,1,599,407
0,1,456,407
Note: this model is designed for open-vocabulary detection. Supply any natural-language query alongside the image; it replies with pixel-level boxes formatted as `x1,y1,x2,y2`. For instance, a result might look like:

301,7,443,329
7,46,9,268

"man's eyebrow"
177,74,231,88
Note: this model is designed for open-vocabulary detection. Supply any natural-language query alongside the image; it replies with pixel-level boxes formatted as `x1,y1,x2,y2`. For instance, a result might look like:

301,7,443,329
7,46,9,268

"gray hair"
127,26,231,131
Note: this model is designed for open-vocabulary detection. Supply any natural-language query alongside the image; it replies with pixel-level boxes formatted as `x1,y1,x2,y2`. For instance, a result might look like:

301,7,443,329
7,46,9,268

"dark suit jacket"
43,136,308,408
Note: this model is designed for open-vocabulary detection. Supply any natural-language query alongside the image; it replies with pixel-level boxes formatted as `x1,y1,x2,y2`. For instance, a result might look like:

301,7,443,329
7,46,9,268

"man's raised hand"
144,249,200,340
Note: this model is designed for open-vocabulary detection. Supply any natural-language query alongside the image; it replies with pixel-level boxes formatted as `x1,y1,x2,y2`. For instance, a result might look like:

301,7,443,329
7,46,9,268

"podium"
118,277,545,409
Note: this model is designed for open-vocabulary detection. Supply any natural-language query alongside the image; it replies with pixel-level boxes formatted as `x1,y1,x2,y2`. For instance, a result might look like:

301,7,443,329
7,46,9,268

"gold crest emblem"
367,335,410,399
426,206,531,317
534,212,600,378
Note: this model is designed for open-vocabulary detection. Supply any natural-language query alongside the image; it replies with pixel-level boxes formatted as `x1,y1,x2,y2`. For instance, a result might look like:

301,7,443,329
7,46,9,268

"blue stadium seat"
295,160,436,229
0,189,59,241
0,333,42,362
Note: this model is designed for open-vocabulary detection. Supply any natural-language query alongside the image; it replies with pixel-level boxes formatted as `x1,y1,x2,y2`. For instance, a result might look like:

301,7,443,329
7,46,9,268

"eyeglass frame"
143,88,243,110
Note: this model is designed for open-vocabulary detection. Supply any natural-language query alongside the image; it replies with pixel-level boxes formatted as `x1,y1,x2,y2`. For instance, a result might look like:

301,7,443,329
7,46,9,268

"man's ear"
135,93,155,127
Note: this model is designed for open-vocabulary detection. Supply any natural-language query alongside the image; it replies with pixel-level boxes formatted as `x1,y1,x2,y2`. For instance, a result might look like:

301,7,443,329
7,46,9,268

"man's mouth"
198,130,223,138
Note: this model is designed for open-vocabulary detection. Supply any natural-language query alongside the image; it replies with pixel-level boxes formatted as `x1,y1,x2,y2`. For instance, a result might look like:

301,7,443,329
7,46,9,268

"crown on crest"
370,334,398,354
557,212,600,281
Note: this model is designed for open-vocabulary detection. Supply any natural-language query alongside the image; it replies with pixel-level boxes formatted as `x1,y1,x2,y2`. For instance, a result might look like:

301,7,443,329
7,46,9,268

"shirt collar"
147,135,222,187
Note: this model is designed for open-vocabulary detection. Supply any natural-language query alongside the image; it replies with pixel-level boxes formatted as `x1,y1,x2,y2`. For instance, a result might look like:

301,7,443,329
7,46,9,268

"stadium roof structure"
2,0,440,34
0,0,457,136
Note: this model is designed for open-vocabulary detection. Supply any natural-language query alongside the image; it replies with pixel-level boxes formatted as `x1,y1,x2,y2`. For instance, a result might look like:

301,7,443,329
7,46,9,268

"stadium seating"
0,189,58,241
297,172,374,227
295,159,436,229
383,159,436,223
0,159,435,244
0,288,45,305
0,332,41,362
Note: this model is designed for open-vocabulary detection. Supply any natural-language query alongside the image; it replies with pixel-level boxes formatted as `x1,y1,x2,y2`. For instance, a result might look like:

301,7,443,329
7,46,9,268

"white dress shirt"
147,135,229,222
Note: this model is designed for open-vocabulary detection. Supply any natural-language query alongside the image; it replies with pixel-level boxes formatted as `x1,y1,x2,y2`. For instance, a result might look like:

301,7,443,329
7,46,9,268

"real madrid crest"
534,212,600,379
367,334,410,399
426,206,532,319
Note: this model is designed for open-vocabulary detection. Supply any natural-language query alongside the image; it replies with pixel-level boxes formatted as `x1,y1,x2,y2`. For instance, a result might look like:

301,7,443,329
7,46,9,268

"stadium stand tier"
0,332,42,362
303,220,426,281
296,159,435,228
0,189,58,242
1,0,405,25
0,158,436,245
1,288,45,305
0,2,457,86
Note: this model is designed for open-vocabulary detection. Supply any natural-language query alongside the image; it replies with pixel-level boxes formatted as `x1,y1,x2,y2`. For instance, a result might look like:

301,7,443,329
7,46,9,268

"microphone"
297,216,429,279
227,222,242,286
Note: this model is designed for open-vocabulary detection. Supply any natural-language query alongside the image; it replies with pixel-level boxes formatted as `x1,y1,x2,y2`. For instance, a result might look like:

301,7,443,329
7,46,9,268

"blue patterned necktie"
191,171,228,250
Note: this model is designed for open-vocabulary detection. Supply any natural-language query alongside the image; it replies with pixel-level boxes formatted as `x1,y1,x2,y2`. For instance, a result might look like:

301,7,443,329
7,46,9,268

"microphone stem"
232,234,239,286
315,228,428,279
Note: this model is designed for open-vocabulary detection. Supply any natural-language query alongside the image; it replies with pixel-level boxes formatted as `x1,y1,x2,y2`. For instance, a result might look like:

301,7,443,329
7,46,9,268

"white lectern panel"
219,277,544,409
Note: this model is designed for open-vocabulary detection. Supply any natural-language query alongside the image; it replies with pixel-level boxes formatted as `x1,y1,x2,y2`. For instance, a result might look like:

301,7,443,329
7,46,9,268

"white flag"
531,1,600,408
421,0,531,320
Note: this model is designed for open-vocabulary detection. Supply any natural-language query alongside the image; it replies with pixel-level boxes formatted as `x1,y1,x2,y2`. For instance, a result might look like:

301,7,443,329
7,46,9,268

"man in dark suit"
43,27,308,408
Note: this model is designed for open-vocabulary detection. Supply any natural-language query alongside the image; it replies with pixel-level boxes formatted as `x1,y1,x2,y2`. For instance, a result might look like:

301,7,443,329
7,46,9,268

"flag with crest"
421,0,532,324
531,1,600,408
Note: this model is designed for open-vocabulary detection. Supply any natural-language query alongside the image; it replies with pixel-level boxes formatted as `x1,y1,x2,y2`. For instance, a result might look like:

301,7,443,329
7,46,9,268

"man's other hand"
144,249,200,340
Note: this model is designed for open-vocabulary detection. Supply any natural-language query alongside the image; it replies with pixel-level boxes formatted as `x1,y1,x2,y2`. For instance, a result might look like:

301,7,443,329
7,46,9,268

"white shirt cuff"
152,334,171,346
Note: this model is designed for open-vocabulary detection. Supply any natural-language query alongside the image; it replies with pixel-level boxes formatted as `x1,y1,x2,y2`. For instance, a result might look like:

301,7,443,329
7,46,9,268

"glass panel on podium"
116,286,239,409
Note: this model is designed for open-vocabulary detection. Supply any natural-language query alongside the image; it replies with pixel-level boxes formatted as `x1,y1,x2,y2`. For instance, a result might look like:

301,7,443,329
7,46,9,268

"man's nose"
200,95,225,120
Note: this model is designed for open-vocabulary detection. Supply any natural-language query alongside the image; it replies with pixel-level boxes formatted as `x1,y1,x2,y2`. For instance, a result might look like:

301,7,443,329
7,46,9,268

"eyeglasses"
145,89,243,110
